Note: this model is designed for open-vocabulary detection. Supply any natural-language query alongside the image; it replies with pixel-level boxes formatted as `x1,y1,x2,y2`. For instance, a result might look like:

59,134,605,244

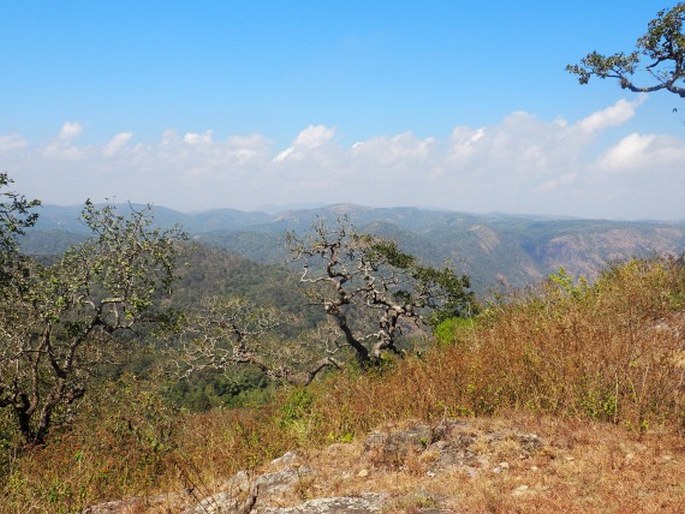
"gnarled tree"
567,3,685,99
0,200,186,445
176,295,344,386
177,295,285,377
287,217,477,369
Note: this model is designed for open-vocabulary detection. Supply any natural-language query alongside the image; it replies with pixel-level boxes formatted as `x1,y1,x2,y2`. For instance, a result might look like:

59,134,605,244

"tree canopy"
567,3,685,99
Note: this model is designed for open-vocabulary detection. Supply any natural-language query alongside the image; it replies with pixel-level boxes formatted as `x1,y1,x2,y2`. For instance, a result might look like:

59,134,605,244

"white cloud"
273,147,294,163
274,125,335,163
445,111,585,179
596,132,685,173
448,126,485,164
224,134,271,165
58,122,83,141
293,125,335,149
40,121,88,160
4,100,684,220
183,130,213,145
227,133,268,148
578,97,645,134
103,132,133,156
351,132,435,163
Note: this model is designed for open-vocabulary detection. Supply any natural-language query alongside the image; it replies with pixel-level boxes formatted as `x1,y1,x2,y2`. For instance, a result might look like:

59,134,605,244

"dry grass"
1,257,685,512
302,259,685,437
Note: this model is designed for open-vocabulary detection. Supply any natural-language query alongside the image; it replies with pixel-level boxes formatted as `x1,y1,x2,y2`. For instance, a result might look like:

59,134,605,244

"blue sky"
1,1,684,219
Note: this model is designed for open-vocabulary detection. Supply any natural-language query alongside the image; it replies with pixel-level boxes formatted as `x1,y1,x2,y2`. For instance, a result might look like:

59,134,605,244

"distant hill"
30,204,272,234
21,203,685,296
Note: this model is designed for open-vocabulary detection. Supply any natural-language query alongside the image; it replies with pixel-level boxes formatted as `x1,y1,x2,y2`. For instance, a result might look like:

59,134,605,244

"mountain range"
21,203,685,296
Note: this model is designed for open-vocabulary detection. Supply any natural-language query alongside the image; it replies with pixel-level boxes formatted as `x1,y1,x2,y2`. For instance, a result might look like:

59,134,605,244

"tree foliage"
0,173,40,289
287,217,477,368
567,3,685,99
0,199,186,445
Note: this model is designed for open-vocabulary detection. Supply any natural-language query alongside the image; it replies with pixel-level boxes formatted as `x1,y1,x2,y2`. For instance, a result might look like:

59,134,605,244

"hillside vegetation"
4,5,685,511
2,256,684,512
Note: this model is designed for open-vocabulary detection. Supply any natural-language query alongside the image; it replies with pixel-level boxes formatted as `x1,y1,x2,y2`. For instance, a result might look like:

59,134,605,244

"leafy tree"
0,200,186,445
0,173,40,289
567,3,685,100
287,217,477,369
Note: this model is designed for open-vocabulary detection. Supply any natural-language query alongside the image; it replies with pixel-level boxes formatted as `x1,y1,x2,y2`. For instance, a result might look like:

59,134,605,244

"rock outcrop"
86,419,546,513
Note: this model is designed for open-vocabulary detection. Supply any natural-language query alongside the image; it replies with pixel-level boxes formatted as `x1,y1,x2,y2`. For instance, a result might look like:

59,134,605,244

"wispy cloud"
0,133,27,154
103,132,133,156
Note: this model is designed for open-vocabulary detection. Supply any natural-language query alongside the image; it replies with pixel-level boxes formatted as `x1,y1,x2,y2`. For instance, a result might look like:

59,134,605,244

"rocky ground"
84,415,685,513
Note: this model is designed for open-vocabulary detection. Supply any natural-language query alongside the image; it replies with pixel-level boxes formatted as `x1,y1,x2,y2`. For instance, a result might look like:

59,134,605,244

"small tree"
0,200,186,445
567,3,685,100
287,217,477,369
